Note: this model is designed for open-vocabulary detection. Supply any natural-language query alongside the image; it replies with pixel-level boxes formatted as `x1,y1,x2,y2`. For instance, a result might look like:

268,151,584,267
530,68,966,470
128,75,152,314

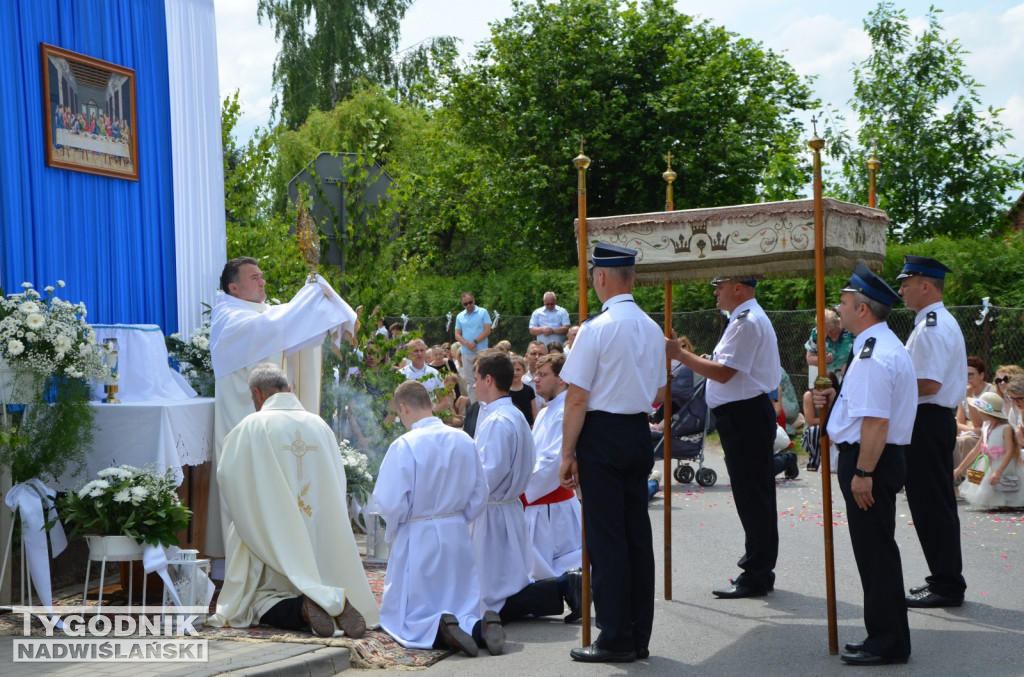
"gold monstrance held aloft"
295,198,320,283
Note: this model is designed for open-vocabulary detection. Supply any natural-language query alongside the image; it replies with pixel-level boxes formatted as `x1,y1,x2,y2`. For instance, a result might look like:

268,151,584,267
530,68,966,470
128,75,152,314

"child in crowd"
955,392,1024,510
508,354,537,427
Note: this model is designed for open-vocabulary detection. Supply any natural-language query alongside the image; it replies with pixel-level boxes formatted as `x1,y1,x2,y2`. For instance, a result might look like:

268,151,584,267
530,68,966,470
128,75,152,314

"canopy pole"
661,154,677,601
809,124,838,655
572,141,592,646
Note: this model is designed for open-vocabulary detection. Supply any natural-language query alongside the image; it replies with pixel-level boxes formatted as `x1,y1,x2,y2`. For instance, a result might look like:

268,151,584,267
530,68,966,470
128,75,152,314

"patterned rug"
0,560,450,670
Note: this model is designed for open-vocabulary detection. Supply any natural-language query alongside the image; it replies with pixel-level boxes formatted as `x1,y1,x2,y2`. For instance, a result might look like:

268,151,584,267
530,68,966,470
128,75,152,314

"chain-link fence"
387,304,1023,396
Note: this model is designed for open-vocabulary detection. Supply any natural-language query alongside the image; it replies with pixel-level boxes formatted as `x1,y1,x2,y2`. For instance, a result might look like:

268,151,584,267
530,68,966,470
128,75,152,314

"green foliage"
441,0,817,267
825,2,1024,241
0,379,95,484
257,0,457,129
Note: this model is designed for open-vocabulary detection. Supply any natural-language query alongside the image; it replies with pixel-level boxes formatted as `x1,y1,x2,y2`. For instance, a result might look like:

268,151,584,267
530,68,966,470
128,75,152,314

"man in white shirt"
398,338,442,395
208,364,377,638
896,255,968,608
373,381,501,657
523,353,582,581
207,257,357,560
814,264,916,666
668,274,781,600
529,292,571,346
559,243,666,663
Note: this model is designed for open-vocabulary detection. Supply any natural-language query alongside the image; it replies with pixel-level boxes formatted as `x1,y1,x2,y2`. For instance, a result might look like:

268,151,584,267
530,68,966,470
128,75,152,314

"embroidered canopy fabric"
578,198,888,285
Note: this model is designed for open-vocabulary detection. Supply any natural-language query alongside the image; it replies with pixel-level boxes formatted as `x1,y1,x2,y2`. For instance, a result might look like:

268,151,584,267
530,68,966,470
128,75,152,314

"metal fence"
387,304,1023,396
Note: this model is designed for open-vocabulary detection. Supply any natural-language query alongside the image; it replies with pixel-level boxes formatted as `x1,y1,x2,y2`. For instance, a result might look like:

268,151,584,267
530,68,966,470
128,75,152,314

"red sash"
519,485,575,507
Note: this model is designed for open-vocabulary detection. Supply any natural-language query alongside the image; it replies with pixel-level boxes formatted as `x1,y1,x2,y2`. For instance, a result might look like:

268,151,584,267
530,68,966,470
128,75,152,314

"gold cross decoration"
283,430,319,481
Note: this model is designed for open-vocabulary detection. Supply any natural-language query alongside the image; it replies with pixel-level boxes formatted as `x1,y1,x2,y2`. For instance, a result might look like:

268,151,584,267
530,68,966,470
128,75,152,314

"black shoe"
908,583,929,595
637,648,650,659
906,590,964,608
712,584,768,599
570,642,636,663
844,641,865,653
559,570,584,623
785,453,799,480
481,610,504,655
840,650,908,666
438,614,478,657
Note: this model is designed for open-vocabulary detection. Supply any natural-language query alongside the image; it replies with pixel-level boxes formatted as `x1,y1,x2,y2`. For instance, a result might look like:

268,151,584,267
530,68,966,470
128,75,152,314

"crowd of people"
201,249,1024,667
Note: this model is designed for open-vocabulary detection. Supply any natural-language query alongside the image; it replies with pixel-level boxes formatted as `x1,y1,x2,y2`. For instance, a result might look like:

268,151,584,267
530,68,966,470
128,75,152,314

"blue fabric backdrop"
0,0,177,331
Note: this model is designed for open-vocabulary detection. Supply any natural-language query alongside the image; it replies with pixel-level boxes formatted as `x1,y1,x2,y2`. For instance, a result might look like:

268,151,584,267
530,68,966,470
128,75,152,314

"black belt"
586,410,649,422
837,442,909,454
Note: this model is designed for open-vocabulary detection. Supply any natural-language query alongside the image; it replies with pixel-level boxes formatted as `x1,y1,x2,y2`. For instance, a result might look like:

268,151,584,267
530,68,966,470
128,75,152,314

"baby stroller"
651,368,717,487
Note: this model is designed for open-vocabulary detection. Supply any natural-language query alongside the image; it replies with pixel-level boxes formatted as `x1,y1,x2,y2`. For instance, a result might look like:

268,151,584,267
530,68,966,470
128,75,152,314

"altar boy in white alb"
373,381,503,657
206,257,357,558
208,364,379,637
522,353,582,580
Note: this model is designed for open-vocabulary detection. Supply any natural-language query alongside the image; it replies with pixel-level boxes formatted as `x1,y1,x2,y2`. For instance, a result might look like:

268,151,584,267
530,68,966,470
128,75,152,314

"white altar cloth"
54,398,214,490
90,324,196,402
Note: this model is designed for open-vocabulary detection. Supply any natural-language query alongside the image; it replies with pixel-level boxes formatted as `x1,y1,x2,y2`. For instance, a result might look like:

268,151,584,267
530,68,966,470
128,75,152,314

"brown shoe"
438,613,478,657
335,599,367,639
301,597,336,638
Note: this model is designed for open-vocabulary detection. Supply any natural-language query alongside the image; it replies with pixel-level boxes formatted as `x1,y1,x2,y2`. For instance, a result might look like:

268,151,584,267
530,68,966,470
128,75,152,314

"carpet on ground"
0,560,450,669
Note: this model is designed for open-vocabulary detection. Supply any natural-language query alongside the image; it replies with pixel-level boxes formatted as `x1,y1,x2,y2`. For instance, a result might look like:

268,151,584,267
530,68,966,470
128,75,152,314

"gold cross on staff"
283,430,318,480
664,151,673,170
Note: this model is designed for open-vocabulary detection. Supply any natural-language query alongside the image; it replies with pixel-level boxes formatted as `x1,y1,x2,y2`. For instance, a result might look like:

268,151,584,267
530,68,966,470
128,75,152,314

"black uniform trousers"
499,576,565,624
712,394,778,590
837,442,911,660
260,596,306,630
904,403,966,597
576,410,654,654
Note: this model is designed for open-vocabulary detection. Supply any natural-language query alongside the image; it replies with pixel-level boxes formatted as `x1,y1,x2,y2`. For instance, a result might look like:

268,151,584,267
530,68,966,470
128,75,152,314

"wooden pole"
810,128,839,655
867,155,881,210
572,142,592,645
662,153,677,601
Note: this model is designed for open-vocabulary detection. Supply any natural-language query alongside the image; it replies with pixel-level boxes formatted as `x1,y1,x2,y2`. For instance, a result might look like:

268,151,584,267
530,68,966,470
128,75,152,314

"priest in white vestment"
373,381,503,657
471,351,582,624
207,364,379,636
522,353,582,580
206,257,357,558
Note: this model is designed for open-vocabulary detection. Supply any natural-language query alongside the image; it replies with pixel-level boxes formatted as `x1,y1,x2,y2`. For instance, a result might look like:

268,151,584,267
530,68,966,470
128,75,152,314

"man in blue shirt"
529,292,571,346
455,292,492,403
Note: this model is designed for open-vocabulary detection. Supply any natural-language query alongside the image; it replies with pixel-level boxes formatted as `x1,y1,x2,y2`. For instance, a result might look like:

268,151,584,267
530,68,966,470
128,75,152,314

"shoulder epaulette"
734,309,750,320
926,311,937,327
582,310,605,324
859,337,876,359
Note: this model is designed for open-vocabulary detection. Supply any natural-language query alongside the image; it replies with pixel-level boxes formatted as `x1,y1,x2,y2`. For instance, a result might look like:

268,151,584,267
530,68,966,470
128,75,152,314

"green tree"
827,2,1024,241
441,0,817,267
257,0,458,129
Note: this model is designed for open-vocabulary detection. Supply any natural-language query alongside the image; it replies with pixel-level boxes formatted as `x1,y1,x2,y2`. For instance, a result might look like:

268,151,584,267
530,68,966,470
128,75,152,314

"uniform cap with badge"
895,255,951,281
710,276,757,287
841,262,900,307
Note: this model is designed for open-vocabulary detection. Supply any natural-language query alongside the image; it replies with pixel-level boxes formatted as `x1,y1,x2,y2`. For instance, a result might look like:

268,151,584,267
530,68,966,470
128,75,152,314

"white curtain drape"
164,0,227,338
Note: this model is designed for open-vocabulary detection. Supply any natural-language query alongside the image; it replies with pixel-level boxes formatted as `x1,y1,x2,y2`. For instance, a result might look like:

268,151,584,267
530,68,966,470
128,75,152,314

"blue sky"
215,1,1024,181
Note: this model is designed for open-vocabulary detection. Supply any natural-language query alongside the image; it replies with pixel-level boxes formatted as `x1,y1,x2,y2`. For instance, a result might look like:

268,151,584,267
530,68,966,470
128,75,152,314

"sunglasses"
995,376,1010,384
462,300,474,307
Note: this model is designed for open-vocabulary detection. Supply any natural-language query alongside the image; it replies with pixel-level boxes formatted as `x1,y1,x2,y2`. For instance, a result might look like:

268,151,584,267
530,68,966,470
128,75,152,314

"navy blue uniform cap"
590,242,637,267
841,262,900,307
895,255,951,281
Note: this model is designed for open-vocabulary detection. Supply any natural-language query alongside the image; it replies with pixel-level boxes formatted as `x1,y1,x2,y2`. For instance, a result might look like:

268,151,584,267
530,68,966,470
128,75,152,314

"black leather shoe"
908,583,929,595
844,641,865,653
785,452,799,479
559,570,584,623
840,650,908,666
637,648,650,659
906,590,964,608
713,584,768,599
438,614,478,657
570,643,636,663
481,610,505,655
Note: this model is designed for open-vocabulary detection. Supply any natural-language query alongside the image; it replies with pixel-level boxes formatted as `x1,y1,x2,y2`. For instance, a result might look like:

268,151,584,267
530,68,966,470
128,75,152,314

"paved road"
415,440,1024,677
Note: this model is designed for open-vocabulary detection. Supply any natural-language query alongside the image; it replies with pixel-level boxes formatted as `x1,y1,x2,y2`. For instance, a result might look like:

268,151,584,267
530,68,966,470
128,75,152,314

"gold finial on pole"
662,151,677,211
866,153,881,209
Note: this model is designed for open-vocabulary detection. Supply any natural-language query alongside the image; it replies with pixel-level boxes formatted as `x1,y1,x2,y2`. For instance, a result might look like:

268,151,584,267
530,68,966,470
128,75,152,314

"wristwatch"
854,468,874,478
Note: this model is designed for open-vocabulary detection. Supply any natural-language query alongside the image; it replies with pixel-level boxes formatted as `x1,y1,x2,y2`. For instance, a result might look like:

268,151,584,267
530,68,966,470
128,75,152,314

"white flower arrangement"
60,464,191,547
166,309,213,395
0,281,108,381
339,438,374,501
